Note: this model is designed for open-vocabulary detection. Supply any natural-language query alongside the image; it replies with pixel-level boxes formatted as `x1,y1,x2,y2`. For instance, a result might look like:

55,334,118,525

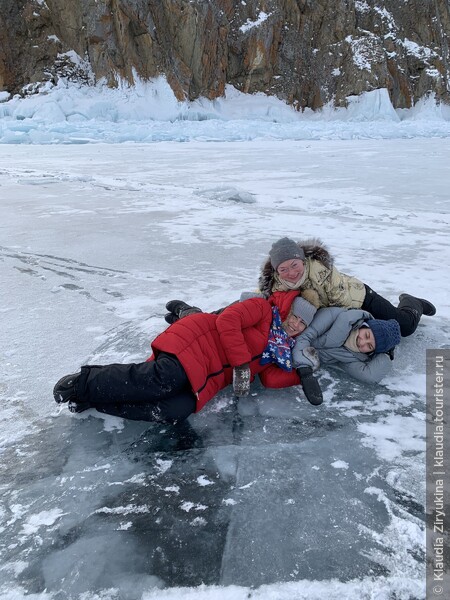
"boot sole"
68,401,91,413
421,301,436,316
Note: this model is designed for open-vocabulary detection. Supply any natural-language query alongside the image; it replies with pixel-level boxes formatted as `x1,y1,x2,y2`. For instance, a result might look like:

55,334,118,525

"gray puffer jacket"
292,307,393,384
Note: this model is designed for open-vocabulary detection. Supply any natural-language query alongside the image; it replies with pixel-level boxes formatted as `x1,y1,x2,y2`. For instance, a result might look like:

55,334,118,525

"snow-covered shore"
1,78,450,144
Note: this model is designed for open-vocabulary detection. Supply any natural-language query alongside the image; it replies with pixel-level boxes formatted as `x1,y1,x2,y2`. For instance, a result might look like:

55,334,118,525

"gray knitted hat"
291,297,317,326
269,237,305,270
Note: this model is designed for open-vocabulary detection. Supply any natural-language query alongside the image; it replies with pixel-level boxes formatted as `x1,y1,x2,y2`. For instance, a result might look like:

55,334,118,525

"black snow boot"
396,293,423,334
164,312,179,325
399,293,436,317
53,373,80,404
165,300,202,320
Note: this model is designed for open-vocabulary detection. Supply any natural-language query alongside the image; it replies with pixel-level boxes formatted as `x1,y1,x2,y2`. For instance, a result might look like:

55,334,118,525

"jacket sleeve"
338,353,392,383
259,365,301,388
292,307,343,367
323,266,364,308
216,298,272,367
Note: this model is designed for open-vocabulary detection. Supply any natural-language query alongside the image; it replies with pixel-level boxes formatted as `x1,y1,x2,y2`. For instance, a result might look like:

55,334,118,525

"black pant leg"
94,390,196,423
361,285,419,337
77,353,190,406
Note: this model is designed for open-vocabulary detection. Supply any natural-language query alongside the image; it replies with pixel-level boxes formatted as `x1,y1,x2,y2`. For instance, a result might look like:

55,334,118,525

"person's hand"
297,366,323,406
233,363,251,397
301,346,320,371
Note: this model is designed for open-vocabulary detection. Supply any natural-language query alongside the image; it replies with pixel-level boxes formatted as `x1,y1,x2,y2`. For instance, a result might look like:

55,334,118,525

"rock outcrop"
1,0,449,108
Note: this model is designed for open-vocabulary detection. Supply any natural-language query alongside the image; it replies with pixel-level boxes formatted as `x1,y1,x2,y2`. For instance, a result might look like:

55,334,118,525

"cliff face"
1,0,449,109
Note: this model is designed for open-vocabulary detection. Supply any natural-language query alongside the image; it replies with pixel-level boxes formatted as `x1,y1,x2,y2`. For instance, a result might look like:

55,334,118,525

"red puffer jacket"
150,291,301,412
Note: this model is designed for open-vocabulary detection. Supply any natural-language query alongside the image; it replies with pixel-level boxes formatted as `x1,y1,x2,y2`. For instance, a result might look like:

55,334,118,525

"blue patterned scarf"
260,306,295,372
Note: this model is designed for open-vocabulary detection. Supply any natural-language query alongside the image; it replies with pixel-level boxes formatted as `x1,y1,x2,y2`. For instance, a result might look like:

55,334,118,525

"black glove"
297,367,323,406
233,363,251,397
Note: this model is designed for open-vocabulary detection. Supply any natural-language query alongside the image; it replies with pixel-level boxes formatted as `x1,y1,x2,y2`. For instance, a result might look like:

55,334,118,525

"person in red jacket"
53,292,321,423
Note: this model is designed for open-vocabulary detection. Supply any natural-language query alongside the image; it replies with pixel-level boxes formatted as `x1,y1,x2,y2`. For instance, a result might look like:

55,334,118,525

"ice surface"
1,136,449,599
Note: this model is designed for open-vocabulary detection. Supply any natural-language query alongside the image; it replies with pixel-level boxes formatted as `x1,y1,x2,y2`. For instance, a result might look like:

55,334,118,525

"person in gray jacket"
163,296,401,406
292,305,402,404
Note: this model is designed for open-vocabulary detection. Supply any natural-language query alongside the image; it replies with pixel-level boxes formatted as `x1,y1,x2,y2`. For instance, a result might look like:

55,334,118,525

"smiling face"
283,313,307,337
276,258,305,283
356,327,376,353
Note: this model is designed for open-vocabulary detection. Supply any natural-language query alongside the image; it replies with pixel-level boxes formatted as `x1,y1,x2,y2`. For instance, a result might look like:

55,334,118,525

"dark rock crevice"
0,0,449,108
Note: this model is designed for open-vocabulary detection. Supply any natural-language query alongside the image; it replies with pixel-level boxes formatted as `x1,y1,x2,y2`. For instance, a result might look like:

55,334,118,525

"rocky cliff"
1,0,449,109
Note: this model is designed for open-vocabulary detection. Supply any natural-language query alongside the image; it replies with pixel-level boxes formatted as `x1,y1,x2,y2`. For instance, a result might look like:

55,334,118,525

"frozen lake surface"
1,138,449,600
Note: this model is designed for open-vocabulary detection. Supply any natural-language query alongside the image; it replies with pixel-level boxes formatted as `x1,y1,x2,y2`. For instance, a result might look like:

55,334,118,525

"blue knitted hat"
367,319,401,353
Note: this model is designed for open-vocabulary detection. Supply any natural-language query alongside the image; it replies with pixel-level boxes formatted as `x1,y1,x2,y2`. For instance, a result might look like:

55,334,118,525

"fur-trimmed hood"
258,238,333,298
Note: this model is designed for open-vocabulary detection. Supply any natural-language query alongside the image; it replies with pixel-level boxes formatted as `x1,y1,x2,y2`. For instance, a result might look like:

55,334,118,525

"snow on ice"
1,78,449,599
